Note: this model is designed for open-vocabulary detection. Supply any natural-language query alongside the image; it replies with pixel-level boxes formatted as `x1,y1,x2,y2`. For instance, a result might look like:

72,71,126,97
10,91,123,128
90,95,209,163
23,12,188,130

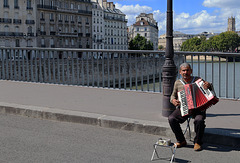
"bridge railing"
0,47,239,99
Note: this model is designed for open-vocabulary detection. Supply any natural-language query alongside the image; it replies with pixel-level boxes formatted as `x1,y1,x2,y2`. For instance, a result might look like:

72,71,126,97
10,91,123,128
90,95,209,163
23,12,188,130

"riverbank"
186,55,226,62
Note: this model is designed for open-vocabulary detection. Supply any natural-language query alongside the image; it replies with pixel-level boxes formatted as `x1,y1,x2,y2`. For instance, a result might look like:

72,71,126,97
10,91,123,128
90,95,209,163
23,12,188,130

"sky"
110,0,240,35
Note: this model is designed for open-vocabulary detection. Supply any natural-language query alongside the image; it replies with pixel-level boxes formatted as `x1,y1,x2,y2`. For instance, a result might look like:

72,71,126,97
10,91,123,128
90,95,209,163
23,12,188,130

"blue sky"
111,0,240,35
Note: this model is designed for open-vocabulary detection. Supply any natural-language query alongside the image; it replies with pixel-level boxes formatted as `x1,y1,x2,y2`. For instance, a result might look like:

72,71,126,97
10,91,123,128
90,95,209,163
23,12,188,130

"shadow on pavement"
203,143,240,152
207,113,240,117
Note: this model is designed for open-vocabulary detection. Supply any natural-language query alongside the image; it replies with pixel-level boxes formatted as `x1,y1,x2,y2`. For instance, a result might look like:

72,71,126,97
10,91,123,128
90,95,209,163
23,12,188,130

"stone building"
0,0,37,47
227,16,236,32
0,0,92,49
36,0,92,49
128,13,159,50
158,31,192,51
91,0,105,49
97,0,128,50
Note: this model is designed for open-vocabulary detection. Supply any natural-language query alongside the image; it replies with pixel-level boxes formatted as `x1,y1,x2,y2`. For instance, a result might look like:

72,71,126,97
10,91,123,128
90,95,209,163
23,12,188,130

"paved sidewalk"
0,80,239,148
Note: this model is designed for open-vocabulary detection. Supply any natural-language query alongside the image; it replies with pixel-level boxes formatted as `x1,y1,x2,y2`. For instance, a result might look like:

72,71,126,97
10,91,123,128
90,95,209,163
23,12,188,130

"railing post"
162,0,177,117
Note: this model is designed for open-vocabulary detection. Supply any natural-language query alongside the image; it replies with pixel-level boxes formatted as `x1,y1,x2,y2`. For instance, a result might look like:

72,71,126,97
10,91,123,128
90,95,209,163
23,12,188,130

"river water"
134,62,240,99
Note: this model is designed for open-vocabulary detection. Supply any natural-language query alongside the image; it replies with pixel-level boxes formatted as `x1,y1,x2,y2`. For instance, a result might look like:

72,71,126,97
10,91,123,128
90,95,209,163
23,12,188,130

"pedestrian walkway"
0,80,239,148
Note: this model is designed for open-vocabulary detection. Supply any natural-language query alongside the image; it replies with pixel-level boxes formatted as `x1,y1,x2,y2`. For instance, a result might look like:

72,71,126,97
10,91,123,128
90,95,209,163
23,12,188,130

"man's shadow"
171,144,240,163
207,113,240,117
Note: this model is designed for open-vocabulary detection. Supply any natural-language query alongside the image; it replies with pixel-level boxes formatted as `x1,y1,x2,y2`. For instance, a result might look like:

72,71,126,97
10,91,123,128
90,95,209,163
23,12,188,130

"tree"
158,45,164,50
180,31,240,52
181,36,207,52
129,34,154,50
214,31,240,52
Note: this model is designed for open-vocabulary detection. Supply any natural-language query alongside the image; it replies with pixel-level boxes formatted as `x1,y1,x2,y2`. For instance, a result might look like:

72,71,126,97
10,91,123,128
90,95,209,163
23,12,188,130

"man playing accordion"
169,63,212,151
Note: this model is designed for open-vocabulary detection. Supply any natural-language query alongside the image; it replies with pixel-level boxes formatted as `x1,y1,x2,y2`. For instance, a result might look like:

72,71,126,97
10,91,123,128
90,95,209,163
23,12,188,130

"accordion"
177,79,219,117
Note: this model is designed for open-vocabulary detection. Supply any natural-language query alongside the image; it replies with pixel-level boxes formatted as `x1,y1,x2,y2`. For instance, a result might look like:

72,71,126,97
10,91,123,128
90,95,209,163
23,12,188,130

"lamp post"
162,0,177,117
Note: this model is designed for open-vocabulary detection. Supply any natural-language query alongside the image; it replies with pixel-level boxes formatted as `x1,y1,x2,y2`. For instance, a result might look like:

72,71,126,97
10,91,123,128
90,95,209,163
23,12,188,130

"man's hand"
203,81,211,89
172,99,180,107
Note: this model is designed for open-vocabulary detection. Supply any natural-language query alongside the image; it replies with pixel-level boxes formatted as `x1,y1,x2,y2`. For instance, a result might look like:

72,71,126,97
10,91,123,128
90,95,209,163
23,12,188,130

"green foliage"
158,45,164,50
180,31,240,52
129,34,154,50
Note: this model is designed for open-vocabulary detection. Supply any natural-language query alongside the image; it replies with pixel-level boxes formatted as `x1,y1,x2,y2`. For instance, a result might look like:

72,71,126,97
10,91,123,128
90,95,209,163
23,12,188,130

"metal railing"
0,47,239,99
175,51,240,99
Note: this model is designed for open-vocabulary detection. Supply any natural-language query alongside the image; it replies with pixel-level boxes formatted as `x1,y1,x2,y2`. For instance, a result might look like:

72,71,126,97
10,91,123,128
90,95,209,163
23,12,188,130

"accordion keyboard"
178,90,189,116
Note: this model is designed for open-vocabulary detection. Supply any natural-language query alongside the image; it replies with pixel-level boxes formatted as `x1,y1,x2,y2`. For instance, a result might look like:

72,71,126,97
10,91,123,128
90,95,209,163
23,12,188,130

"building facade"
128,13,159,50
98,0,128,50
91,0,104,49
0,0,37,47
0,0,128,50
0,0,93,49
36,0,92,49
158,31,190,51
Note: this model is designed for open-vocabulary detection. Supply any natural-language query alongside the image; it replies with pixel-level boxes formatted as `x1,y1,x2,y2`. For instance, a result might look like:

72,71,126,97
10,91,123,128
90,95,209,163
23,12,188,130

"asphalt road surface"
0,113,239,163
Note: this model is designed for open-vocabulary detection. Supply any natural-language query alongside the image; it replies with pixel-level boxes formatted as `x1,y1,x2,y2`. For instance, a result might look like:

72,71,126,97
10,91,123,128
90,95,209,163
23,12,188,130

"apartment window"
78,16,81,23
70,3,74,9
65,2,68,8
28,26,32,33
58,14,62,22
4,0,9,8
50,13,54,21
50,1,54,7
4,25,9,32
15,39,20,47
65,15,68,22
27,39,32,47
70,15,74,22
40,0,44,5
145,33,147,37
41,25,44,32
15,26,19,33
5,40,10,47
65,26,68,33
65,39,69,46
50,25,54,32
40,12,44,20
71,39,74,46
14,0,19,8
86,18,89,24
27,0,32,9
50,38,54,46
41,38,45,46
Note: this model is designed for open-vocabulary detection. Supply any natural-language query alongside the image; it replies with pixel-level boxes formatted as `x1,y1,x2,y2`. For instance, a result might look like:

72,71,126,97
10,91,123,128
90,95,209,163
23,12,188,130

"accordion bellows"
178,79,219,117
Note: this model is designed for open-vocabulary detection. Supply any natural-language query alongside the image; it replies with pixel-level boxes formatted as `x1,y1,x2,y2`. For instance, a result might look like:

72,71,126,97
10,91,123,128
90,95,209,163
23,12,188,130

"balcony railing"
104,16,127,22
58,33,78,37
0,32,23,36
25,20,35,24
0,18,12,23
78,10,92,15
37,4,57,10
27,33,34,37
50,31,56,35
13,19,21,24
0,48,239,100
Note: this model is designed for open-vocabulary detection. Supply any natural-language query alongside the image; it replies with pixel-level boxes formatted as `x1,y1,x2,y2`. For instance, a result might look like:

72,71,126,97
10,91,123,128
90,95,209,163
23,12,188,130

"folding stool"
151,138,177,163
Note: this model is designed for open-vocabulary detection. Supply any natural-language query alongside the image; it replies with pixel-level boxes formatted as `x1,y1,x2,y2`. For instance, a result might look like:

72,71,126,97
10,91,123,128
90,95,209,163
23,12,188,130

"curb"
0,102,239,148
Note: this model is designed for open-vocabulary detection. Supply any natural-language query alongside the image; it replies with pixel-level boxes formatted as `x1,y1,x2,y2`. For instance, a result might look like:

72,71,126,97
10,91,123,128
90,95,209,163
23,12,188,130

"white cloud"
173,10,225,34
115,3,153,26
114,1,240,35
203,0,240,9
